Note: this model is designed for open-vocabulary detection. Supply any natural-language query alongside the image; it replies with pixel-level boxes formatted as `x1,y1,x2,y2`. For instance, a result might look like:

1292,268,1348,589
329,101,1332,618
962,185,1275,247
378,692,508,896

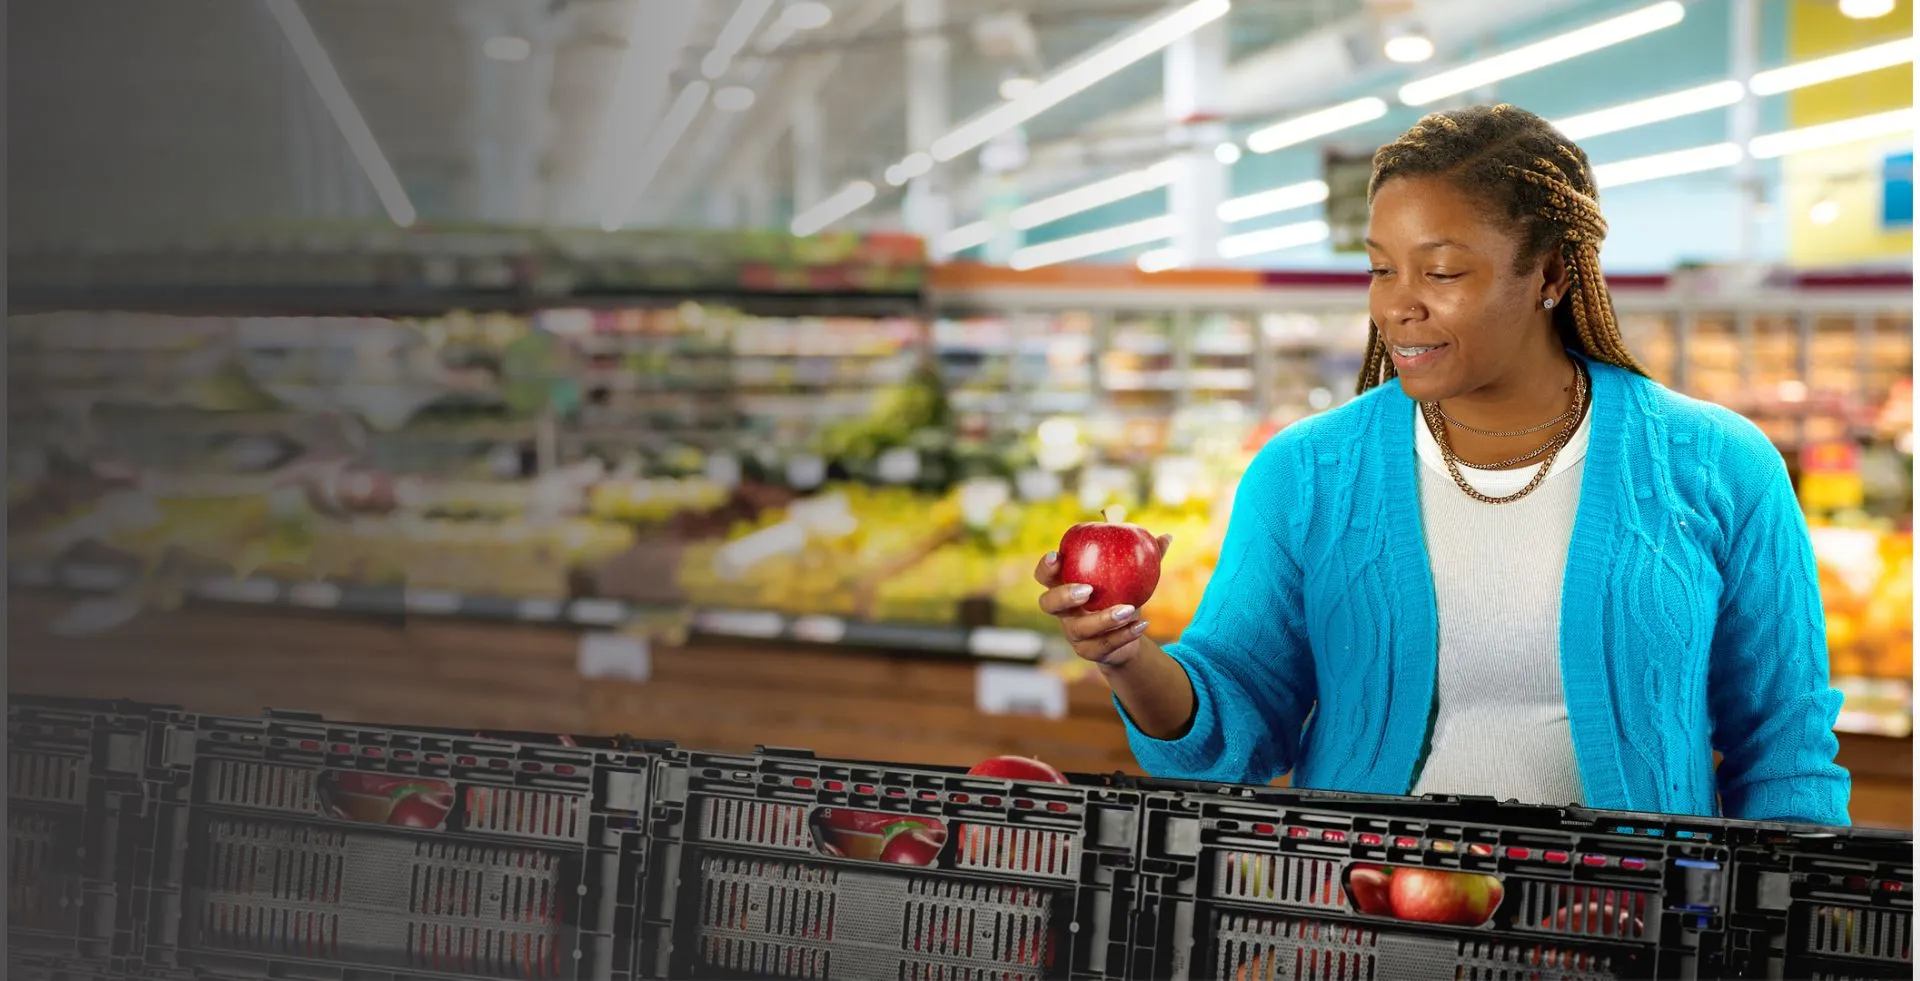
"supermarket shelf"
9,561,1060,664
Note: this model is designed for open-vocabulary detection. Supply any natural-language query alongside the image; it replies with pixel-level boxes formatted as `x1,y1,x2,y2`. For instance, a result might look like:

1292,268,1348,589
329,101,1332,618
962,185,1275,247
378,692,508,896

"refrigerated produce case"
7,247,1911,833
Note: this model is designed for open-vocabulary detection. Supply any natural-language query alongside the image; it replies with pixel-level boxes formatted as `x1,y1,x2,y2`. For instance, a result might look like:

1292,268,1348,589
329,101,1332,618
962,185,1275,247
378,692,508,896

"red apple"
1388,868,1504,926
1056,510,1163,612
388,794,450,829
878,829,945,866
966,755,1069,784
1348,865,1394,916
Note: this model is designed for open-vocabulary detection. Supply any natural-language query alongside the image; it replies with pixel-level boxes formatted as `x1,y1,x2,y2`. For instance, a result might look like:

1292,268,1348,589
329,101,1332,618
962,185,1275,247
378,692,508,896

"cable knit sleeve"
1706,419,1852,826
1117,437,1316,785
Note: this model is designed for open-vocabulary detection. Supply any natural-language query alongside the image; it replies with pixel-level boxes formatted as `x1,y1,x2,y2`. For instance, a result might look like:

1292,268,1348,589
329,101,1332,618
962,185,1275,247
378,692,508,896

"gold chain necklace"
1422,362,1589,505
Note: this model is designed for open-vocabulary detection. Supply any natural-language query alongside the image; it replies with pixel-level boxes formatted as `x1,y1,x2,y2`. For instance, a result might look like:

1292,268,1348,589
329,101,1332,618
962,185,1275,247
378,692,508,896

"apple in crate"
1388,868,1504,926
959,756,1069,871
1057,510,1164,611
812,809,946,865
318,772,454,829
1347,864,1395,916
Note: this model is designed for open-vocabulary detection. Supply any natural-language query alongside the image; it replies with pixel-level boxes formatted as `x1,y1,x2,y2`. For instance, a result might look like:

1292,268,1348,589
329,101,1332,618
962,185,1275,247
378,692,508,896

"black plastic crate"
138,710,673,981
1723,823,1911,980
637,748,1146,980
9,695,173,974
1123,785,1738,981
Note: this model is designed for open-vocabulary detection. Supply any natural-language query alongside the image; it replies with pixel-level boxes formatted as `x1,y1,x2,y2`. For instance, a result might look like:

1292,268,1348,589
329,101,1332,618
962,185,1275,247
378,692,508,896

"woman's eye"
1367,267,1391,278
1428,271,1461,281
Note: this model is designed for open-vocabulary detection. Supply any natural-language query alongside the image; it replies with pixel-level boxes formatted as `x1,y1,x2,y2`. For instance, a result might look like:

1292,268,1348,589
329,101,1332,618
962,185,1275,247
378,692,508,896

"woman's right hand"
1033,538,1170,667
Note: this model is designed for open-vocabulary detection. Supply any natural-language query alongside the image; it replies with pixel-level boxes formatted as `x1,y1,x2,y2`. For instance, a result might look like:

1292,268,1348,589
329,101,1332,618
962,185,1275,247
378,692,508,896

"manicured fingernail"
1110,605,1137,622
1068,584,1092,602
1132,620,1150,635
1044,551,1059,565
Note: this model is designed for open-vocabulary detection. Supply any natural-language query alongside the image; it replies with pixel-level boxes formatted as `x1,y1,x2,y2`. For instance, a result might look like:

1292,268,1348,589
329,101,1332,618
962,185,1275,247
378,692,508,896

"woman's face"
1364,175,1563,403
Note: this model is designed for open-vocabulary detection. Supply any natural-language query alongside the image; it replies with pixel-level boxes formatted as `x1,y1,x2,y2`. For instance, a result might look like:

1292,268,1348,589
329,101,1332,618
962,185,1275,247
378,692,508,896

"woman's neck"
1440,349,1578,434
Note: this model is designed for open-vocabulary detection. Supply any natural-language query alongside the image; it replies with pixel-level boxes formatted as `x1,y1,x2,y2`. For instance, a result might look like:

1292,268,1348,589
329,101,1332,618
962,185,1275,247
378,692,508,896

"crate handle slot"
1338,863,1503,928
808,807,947,867
315,771,453,830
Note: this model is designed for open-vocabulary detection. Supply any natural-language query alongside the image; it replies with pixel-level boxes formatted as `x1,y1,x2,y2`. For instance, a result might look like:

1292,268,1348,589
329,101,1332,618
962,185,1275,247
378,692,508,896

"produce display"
8,281,1913,736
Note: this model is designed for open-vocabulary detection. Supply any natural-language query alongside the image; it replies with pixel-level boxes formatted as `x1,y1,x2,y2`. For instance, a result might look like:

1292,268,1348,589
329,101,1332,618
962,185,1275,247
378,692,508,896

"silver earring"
1542,297,1556,309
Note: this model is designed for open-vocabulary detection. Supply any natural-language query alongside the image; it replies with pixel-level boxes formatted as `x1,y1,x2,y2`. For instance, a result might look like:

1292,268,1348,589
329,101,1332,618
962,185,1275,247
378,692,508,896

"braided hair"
1355,103,1648,394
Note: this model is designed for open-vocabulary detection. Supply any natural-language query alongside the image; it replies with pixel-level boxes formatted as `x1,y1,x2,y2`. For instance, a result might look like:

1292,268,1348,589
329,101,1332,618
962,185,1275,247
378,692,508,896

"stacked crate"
8,696,1909,981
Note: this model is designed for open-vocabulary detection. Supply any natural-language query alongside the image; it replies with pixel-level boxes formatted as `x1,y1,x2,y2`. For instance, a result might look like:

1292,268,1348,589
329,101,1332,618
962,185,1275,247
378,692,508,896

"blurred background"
8,0,1913,827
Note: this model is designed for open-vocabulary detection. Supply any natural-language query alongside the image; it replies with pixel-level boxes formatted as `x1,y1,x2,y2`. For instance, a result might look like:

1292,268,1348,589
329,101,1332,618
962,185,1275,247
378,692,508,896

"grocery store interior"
8,0,1914,839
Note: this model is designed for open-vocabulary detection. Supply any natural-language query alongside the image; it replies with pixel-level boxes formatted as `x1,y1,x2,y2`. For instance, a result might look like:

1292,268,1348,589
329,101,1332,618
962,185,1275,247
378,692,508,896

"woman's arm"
1114,441,1318,785
1707,428,1852,826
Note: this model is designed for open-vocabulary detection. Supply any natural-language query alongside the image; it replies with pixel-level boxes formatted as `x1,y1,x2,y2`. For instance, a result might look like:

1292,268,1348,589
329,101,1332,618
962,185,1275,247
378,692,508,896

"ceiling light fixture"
1216,219,1331,259
1590,143,1743,188
791,180,878,236
703,0,778,79
1748,37,1915,95
265,0,416,227
1246,97,1389,154
1011,160,1180,230
1215,142,1243,165
1839,0,1896,19
713,86,757,112
1008,216,1177,270
484,35,532,62
1552,80,1746,140
931,0,1232,162
1748,108,1916,158
1399,1,1685,106
781,0,833,30
1217,180,1330,223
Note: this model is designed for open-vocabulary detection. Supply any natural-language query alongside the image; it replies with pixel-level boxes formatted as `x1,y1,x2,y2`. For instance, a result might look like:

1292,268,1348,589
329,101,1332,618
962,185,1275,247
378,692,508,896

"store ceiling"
11,0,1566,245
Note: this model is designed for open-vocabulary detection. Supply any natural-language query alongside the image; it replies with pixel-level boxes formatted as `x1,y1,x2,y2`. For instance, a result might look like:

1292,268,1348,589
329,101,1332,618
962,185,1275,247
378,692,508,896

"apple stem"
1101,507,1111,522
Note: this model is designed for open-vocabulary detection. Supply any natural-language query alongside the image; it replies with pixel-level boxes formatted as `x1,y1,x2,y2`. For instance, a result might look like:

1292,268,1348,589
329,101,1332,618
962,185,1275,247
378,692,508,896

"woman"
1035,104,1850,826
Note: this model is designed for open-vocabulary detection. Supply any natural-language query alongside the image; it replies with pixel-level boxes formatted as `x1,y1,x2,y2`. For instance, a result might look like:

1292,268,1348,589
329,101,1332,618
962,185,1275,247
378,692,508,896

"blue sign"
1882,149,1912,230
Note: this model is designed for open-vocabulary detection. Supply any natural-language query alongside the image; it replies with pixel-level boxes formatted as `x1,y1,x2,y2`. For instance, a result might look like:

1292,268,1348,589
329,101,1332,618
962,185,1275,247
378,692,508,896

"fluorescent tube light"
1246,97,1389,154
1553,81,1746,140
1218,180,1330,223
1008,216,1176,270
1217,219,1330,259
791,181,878,237
1011,161,1180,230
1399,2,1685,107
931,0,1231,162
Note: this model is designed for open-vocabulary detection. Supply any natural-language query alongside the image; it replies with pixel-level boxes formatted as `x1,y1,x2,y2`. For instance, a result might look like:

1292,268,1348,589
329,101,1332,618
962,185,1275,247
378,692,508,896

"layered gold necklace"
1420,360,1590,506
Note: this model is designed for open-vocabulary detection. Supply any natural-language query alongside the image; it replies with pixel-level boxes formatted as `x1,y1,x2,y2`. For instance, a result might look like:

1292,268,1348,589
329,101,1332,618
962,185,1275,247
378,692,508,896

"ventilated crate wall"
7,697,166,975
1124,788,1741,981
138,711,669,981
639,749,1143,981
1724,825,1912,981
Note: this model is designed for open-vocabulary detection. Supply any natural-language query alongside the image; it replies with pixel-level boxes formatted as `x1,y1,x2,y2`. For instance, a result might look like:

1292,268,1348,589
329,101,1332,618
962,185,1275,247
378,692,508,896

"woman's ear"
1539,248,1572,307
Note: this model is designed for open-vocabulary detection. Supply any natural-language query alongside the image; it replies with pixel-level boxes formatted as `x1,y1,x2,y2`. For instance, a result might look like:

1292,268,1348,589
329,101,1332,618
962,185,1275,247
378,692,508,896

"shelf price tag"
578,631,651,683
786,454,827,491
975,663,1067,720
704,452,743,490
1151,456,1203,507
1015,468,1063,503
1078,465,1138,512
876,447,921,484
957,477,1012,528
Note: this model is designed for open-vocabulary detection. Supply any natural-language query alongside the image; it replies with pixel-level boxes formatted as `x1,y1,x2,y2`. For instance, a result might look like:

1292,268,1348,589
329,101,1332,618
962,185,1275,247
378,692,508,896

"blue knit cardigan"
1122,356,1852,826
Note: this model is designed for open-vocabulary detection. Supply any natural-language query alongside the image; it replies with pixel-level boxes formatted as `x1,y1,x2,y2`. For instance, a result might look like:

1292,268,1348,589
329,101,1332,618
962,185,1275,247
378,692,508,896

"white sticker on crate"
578,632,651,683
974,663,1066,720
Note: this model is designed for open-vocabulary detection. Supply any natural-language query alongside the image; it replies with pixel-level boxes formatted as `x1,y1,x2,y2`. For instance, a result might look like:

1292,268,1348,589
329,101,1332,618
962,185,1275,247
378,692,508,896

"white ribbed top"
1407,403,1591,807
